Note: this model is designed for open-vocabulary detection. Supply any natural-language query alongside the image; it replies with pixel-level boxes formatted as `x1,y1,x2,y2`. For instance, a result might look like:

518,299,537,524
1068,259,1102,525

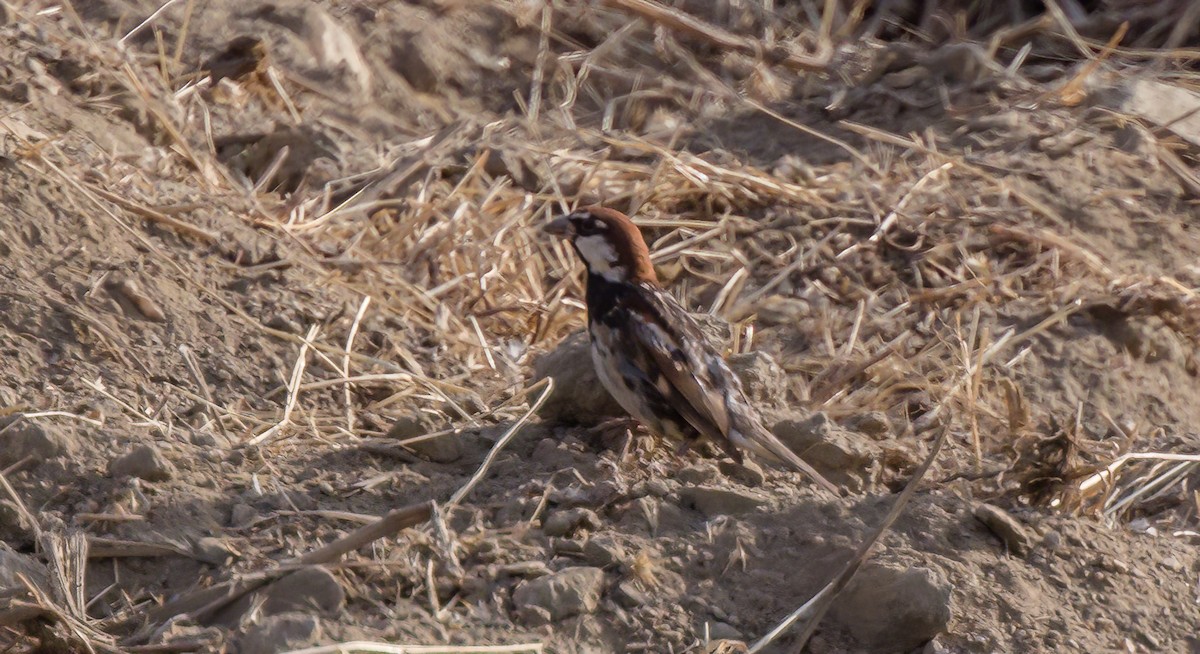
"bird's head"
543,205,658,285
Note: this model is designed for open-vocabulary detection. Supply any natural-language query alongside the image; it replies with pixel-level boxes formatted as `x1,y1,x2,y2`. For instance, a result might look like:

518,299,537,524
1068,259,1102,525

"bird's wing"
625,285,732,443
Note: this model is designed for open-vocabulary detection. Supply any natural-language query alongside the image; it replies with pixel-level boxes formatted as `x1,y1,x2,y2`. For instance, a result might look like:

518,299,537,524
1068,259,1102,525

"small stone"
0,420,76,466
542,508,601,538
237,612,321,654
109,444,174,481
583,534,627,569
614,579,651,608
678,486,767,517
260,566,345,615
830,565,951,652
387,413,462,462
512,566,605,621
844,411,892,439
707,621,743,641
718,460,765,487
643,479,672,497
531,332,624,424
193,537,235,566
551,539,585,556
0,542,49,590
1040,530,1062,551
772,413,881,491
516,603,552,626
677,465,717,485
443,390,486,416
973,504,1031,556
494,561,550,578
726,351,787,406
386,413,437,440
230,503,259,528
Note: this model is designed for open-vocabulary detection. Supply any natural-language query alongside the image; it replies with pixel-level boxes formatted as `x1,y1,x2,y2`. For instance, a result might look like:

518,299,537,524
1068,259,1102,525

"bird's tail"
732,426,840,495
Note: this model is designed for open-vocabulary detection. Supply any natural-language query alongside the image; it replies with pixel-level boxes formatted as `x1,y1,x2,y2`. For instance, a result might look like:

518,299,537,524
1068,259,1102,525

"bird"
543,205,838,493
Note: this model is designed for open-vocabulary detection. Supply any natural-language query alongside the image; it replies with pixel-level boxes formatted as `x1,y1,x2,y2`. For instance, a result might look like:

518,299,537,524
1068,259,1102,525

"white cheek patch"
574,235,626,281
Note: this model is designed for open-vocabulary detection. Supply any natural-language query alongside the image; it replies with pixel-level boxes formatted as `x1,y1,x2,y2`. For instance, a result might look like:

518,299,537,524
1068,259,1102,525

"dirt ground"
2,1,1199,652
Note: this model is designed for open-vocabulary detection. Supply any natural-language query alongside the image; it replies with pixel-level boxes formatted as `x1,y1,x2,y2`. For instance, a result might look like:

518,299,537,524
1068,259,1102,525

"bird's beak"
543,215,573,238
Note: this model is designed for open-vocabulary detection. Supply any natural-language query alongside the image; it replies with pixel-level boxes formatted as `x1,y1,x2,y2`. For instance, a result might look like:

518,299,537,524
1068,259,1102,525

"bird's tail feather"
734,427,840,494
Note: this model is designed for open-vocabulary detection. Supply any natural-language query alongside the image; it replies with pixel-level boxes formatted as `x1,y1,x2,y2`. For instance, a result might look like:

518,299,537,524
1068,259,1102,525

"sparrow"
543,205,838,493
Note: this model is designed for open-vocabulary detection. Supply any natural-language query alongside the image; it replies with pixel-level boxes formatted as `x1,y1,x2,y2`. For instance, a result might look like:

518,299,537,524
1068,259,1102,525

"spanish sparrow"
544,206,837,493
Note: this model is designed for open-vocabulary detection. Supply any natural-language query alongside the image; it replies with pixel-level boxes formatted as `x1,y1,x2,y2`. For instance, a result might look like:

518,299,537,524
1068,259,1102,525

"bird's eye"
575,218,604,236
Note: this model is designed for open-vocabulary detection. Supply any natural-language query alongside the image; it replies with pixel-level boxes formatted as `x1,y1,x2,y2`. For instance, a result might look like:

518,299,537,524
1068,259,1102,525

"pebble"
772,413,880,491
830,564,951,652
678,486,767,517
707,620,743,641
676,464,717,485
614,579,651,608
193,537,235,566
583,534,627,569
718,460,765,487
237,612,321,654
531,332,624,424
260,566,345,614
973,503,1032,555
109,444,175,482
229,503,259,528
388,413,461,463
512,566,605,622
543,507,601,537
844,411,892,439
0,420,76,466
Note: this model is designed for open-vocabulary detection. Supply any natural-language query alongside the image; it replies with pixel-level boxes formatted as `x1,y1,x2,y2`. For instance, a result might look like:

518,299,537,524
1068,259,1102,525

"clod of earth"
678,485,769,517
772,412,882,492
532,331,625,424
974,503,1033,556
829,564,952,652
542,507,601,537
0,419,76,466
236,612,322,654
108,444,175,482
512,566,606,622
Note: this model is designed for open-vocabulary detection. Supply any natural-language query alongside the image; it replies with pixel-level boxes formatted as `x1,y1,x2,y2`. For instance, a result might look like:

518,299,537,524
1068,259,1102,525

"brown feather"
583,205,659,285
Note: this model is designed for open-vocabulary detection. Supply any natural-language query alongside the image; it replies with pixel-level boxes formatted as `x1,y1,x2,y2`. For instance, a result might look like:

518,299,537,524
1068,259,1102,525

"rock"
387,413,461,462
512,566,605,621
237,612,321,654
614,579,650,608
726,351,787,406
193,537,235,566
830,564,951,652
677,464,717,485
386,413,438,440
844,411,892,439
260,566,345,615
0,419,76,466
109,444,174,481
494,561,550,578
678,486,767,517
531,332,624,424
707,621,744,641
583,534,627,569
230,503,259,528
718,460,765,487
973,504,1031,556
0,542,49,591
772,413,881,491
543,508,601,538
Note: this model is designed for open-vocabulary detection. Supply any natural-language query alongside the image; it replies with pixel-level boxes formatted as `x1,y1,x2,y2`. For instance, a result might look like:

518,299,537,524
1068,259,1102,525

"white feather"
574,235,626,282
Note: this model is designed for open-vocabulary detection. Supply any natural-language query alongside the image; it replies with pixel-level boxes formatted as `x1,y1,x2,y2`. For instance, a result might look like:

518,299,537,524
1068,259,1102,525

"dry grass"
4,0,1200,650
